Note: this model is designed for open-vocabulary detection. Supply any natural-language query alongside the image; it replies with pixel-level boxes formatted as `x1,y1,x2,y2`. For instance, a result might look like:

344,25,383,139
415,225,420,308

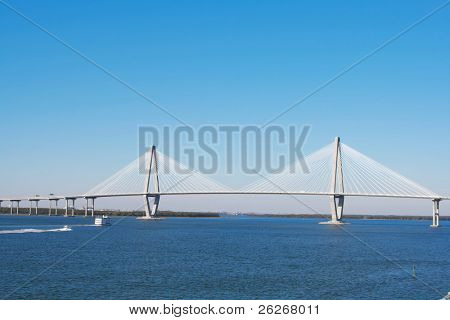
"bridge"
1,137,448,227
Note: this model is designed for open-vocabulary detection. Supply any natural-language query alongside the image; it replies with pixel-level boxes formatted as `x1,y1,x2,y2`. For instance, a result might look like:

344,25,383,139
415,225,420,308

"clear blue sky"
0,0,449,213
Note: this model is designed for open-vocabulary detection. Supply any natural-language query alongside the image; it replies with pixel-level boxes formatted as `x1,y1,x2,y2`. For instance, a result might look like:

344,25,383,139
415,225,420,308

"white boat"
94,215,111,226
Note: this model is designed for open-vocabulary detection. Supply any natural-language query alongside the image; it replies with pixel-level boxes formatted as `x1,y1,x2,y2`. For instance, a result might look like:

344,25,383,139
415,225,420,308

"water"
0,215,448,300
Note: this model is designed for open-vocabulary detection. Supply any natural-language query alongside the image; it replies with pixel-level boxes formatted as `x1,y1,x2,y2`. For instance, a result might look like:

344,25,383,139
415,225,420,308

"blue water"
0,215,449,299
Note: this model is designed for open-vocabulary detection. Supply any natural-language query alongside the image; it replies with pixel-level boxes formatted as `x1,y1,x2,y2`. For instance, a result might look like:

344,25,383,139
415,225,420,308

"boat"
441,292,450,300
94,215,111,226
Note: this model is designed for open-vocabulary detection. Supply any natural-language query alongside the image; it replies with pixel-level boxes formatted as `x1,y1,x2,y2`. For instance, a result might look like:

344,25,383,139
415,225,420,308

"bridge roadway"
1,191,450,202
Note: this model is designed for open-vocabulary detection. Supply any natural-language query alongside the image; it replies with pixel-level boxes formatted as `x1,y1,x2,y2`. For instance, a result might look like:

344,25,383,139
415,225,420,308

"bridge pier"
85,197,95,217
28,199,40,215
48,199,59,215
151,195,160,217
71,198,76,216
331,195,345,223
431,199,440,228
320,195,346,225
65,198,76,217
30,200,39,215
143,196,151,218
142,195,160,219
10,200,20,214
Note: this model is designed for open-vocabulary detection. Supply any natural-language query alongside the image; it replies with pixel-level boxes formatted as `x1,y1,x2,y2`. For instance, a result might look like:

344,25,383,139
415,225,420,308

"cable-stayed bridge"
1,137,448,227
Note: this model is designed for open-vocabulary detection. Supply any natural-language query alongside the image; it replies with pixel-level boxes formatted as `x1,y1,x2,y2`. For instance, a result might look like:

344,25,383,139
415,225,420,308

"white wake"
0,226,72,235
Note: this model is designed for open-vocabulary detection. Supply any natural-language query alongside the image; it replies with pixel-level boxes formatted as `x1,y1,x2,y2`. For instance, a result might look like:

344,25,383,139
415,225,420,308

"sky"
0,0,449,215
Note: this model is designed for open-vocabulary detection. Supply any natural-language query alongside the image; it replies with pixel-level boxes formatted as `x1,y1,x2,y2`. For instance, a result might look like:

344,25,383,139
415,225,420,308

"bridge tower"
328,137,345,224
142,146,160,219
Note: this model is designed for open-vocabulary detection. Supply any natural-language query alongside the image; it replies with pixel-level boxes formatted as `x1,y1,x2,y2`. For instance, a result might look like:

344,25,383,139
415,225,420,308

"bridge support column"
330,195,344,223
10,201,16,214
144,196,151,218
65,198,76,217
71,199,75,216
12,201,20,214
151,195,160,217
431,199,440,228
142,195,160,219
35,200,39,215
85,198,95,217
65,199,69,217
48,200,53,216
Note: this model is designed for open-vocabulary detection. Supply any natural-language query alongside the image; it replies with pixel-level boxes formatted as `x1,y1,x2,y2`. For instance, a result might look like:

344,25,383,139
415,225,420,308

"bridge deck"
1,192,449,202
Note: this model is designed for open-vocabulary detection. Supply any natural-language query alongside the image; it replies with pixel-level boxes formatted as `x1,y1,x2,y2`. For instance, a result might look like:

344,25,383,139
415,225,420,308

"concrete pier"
65,198,76,217
30,199,40,215
48,199,59,215
28,199,40,215
151,195,160,217
85,197,95,217
431,199,440,227
10,200,20,214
